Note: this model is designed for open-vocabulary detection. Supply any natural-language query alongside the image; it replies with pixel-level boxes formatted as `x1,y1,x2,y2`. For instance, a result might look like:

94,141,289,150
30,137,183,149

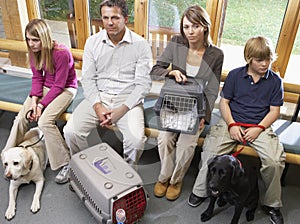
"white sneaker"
55,165,70,184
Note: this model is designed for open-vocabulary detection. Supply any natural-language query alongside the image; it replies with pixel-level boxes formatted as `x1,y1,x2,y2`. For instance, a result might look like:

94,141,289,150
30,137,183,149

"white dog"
1,128,47,220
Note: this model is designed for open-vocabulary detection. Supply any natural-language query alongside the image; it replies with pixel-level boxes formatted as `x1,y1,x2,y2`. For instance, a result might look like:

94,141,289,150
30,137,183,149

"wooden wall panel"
206,0,228,46
26,0,40,21
0,0,29,67
134,0,148,38
73,0,90,49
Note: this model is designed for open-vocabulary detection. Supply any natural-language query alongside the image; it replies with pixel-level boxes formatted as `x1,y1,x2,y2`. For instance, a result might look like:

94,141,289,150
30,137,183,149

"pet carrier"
154,77,206,134
69,143,149,224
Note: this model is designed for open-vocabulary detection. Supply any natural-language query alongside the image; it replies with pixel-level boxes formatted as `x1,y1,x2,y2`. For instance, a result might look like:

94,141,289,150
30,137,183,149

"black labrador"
201,155,259,224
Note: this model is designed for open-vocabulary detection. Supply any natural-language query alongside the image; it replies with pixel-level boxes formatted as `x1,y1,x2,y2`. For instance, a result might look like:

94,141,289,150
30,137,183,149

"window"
220,0,287,71
148,0,206,60
89,0,135,25
284,24,300,84
39,0,71,47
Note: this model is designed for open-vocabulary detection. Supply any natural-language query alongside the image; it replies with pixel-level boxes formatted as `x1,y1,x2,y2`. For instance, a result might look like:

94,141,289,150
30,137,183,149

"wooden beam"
0,38,83,61
0,39,27,52
134,0,148,38
73,0,90,49
272,0,300,77
26,0,40,20
206,0,228,46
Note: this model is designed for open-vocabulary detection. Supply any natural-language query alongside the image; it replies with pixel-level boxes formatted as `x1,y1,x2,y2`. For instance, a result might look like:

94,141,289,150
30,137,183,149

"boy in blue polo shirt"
188,36,285,224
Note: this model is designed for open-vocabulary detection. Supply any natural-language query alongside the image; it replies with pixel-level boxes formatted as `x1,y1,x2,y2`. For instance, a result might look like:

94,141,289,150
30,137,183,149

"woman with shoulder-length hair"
3,19,78,184
150,5,224,201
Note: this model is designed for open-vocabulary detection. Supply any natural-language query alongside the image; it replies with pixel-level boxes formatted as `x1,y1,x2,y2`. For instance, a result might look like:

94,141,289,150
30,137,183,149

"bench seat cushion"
0,73,84,113
276,121,300,154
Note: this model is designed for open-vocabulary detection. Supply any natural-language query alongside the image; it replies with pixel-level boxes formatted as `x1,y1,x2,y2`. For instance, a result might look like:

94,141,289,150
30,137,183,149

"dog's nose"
209,185,220,196
5,172,12,180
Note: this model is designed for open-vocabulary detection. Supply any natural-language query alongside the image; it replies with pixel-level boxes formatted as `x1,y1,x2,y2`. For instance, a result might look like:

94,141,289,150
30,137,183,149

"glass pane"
39,0,71,47
284,24,300,84
149,0,206,29
0,10,6,38
220,0,287,71
148,0,206,60
89,0,135,29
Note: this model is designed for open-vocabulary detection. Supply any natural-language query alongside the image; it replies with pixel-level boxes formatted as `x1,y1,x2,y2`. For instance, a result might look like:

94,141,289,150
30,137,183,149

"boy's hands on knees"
244,127,263,142
229,126,245,143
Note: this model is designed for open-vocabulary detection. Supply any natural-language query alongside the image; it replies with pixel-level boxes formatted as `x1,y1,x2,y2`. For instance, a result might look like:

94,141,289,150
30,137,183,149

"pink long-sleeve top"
29,43,78,108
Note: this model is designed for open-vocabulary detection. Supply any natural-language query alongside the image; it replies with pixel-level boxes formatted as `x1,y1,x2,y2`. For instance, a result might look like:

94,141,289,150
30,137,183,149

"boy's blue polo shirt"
221,65,283,124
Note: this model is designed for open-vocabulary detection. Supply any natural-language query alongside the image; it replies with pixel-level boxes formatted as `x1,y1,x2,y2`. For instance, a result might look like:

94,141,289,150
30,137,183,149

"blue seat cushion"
277,122,300,154
0,73,84,114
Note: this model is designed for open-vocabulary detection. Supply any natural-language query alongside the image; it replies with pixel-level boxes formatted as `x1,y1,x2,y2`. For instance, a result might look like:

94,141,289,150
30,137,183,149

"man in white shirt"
58,0,152,183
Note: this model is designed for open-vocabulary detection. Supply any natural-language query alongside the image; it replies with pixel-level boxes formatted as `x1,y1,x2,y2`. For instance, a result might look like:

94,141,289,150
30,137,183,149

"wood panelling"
73,0,90,49
0,0,28,67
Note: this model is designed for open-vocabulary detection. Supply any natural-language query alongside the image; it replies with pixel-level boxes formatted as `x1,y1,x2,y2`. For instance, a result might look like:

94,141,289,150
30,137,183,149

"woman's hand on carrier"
168,70,187,83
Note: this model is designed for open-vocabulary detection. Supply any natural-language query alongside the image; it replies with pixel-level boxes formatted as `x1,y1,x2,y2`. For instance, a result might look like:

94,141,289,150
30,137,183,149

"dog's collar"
230,155,243,168
18,134,44,149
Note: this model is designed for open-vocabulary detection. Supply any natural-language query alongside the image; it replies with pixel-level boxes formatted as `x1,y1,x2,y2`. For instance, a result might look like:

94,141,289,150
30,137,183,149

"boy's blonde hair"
244,36,277,64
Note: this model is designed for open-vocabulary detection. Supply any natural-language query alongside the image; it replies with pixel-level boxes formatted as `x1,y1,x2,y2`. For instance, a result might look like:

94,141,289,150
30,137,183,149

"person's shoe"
262,206,284,224
166,182,182,201
55,165,70,184
188,193,207,207
154,181,169,197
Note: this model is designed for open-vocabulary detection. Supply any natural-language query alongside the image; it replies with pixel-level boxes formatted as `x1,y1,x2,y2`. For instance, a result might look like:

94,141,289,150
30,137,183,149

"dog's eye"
4,162,8,167
219,169,225,177
210,167,216,175
13,162,19,166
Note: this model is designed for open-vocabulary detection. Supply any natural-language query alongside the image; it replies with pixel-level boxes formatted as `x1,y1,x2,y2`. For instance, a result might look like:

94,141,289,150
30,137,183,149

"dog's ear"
207,156,218,180
207,156,216,167
1,149,4,162
0,150,5,167
231,159,244,185
22,150,33,170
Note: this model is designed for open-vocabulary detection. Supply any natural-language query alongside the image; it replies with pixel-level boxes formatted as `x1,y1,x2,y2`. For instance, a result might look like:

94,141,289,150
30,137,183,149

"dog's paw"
246,209,255,221
5,207,16,220
201,211,213,222
30,200,40,213
217,196,227,207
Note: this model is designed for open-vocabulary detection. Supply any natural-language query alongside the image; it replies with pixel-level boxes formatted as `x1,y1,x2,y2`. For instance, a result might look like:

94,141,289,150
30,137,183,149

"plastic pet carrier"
69,143,148,224
154,77,206,134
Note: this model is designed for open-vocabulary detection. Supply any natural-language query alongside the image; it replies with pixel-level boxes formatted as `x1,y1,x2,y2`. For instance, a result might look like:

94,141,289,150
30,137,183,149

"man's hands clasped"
94,102,129,127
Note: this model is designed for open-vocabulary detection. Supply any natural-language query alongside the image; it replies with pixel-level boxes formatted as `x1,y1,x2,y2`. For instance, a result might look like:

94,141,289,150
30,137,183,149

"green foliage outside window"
39,0,299,54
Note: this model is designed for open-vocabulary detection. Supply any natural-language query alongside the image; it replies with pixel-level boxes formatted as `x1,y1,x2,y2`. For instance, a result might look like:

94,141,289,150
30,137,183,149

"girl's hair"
99,0,128,18
180,5,212,47
25,19,54,73
244,36,277,64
